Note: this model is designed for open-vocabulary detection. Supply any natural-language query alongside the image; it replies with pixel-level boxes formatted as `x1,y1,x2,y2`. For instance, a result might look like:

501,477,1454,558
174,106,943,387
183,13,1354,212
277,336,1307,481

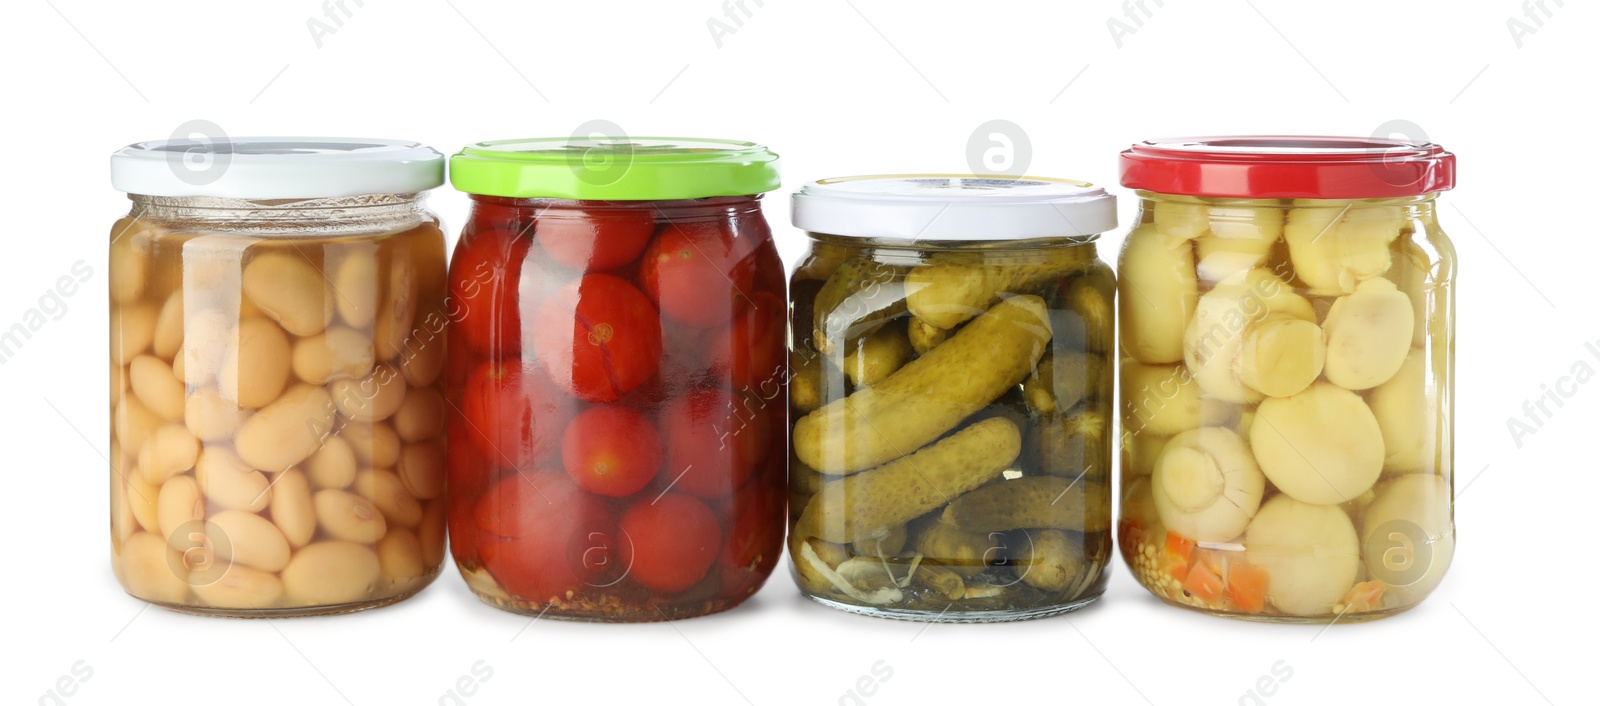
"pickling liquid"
1117,195,1456,623
110,213,449,616
443,196,788,622
788,236,1115,622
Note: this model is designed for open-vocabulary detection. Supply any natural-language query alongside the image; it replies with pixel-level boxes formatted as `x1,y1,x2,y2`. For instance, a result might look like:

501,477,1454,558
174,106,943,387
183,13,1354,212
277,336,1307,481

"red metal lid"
1120,136,1455,199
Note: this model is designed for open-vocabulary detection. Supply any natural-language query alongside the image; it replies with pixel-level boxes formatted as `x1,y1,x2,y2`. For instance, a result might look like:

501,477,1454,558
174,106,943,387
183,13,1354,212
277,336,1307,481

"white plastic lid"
791,175,1117,241
110,137,445,199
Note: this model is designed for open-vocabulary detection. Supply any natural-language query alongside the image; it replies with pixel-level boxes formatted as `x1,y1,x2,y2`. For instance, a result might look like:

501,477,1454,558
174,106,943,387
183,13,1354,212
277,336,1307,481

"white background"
1,1,1594,704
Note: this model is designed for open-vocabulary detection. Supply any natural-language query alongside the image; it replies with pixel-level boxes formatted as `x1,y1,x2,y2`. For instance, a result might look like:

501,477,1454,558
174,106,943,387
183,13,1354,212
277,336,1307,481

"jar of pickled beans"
787,175,1118,622
108,137,450,616
1115,136,1457,622
445,137,786,621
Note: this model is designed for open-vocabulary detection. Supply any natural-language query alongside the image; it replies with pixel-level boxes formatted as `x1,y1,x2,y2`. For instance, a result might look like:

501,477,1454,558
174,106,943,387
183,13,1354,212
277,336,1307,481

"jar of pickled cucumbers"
788,175,1117,622
108,137,449,616
445,137,786,621
1115,136,1456,623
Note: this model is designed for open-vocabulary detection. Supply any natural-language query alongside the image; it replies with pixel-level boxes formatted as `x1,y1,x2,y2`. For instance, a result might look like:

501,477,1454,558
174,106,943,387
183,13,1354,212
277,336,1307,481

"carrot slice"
1225,563,1269,613
1344,581,1386,612
1162,532,1196,582
1183,561,1225,604
1163,532,1194,565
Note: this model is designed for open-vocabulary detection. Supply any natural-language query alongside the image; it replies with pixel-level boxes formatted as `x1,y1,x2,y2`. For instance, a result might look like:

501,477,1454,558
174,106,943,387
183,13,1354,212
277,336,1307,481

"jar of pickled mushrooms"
108,137,449,616
1115,136,1456,622
788,175,1117,622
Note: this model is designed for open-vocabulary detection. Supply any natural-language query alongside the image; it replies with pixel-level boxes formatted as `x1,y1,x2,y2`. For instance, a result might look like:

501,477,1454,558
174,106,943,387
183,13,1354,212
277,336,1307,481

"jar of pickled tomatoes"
445,137,786,621
108,137,449,616
1115,136,1456,622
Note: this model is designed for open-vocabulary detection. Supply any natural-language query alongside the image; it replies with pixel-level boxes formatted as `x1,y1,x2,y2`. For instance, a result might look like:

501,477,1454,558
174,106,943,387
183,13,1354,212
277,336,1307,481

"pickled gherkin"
788,174,1117,622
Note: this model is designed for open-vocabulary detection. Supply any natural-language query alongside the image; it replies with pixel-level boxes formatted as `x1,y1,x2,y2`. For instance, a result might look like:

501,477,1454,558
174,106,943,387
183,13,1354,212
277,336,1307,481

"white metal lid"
110,137,445,199
791,174,1117,241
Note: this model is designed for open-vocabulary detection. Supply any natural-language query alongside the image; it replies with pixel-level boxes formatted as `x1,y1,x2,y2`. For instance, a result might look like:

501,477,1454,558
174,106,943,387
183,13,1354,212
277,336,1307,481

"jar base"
804,592,1103,623
130,573,439,618
1150,594,1422,624
467,588,755,623
136,588,428,618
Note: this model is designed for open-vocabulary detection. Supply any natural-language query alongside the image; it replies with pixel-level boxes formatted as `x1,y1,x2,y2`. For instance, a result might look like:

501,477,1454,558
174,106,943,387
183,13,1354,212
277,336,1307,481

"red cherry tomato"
561,405,662,497
446,420,491,561
535,208,656,272
476,470,617,601
618,493,721,593
532,274,663,403
639,220,756,328
449,225,531,354
703,291,786,393
720,481,784,596
659,389,769,497
461,360,572,470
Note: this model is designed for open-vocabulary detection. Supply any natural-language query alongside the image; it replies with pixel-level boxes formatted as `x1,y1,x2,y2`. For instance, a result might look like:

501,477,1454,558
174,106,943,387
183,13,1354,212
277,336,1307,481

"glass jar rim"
791,174,1116,241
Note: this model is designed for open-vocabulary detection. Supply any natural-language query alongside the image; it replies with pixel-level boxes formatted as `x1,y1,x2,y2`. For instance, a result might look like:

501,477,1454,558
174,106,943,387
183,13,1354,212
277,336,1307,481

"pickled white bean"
117,532,188,603
353,470,422,528
115,395,162,454
195,447,272,512
399,334,445,387
377,527,426,580
281,542,380,606
393,386,444,442
125,466,161,534
397,439,445,501
270,469,316,548
291,326,375,384
192,565,285,609
152,291,185,360
333,253,379,328
209,509,291,572
138,424,200,484
314,489,388,542
343,422,400,468
373,258,416,360
330,364,405,423
220,318,292,408
307,435,357,489
234,384,336,472
157,475,204,548
109,226,150,304
111,303,157,366
242,251,334,336
185,388,246,442
130,355,185,421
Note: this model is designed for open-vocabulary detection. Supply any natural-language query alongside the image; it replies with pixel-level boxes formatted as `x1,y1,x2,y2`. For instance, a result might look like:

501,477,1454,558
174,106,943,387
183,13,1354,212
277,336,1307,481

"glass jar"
107,137,449,616
445,137,786,621
1115,136,1457,623
787,175,1118,622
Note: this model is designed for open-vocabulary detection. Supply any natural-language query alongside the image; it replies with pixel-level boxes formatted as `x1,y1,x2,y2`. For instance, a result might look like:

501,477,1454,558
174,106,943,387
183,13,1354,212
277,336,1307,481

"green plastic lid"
450,137,780,200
